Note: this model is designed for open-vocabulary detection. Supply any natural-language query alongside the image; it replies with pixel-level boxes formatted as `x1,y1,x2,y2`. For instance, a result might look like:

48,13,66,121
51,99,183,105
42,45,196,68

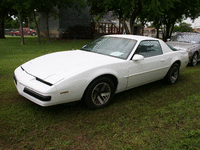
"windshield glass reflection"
81,37,137,59
171,34,200,44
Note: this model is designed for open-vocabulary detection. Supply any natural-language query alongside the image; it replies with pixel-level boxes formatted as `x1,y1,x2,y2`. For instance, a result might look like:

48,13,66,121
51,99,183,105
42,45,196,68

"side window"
135,40,163,58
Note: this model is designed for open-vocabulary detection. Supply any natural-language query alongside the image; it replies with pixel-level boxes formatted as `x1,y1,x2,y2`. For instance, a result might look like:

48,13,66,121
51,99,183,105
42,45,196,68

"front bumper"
13,66,82,106
13,75,54,106
14,75,51,102
13,66,62,106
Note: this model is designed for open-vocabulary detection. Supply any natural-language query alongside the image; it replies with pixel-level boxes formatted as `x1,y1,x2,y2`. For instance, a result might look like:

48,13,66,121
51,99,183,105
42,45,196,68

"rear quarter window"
166,43,178,51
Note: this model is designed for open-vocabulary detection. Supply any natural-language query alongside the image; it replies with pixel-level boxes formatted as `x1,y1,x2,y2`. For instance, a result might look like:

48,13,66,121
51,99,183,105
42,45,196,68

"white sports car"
14,35,189,109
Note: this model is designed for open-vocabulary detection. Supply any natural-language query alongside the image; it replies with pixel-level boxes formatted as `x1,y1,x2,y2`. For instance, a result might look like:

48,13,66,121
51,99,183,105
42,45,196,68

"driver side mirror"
132,54,144,61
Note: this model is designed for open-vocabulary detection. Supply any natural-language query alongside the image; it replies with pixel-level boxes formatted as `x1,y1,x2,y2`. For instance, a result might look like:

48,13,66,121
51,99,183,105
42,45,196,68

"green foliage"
88,0,200,40
88,0,145,33
0,0,87,40
150,0,200,40
0,0,17,38
4,17,19,29
173,22,193,32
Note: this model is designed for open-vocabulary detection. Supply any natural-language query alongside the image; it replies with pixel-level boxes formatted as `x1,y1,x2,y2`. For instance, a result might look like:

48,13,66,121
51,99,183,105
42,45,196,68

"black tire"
165,63,180,84
83,77,115,109
31,32,36,36
190,52,198,66
12,33,17,36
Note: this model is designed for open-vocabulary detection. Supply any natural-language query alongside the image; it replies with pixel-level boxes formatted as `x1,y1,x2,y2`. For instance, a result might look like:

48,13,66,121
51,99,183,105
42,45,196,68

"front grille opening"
23,87,51,101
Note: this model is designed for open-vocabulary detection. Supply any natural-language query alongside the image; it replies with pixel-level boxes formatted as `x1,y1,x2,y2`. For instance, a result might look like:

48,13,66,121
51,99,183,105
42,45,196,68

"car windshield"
81,37,137,59
171,34,200,44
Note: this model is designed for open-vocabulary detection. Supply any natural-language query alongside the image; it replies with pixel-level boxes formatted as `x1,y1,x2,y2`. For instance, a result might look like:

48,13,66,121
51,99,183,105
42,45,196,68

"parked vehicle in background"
9,28,37,36
167,32,200,66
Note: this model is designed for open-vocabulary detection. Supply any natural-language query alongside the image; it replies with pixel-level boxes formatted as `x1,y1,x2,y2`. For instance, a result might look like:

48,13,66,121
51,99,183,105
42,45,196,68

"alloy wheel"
91,82,111,106
170,66,179,84
192,52,198,66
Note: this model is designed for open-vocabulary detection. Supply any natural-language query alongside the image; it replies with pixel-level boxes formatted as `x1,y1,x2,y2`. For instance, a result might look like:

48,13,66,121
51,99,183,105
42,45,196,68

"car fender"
54,63,128,102
169,51,188,70
82,63,129,93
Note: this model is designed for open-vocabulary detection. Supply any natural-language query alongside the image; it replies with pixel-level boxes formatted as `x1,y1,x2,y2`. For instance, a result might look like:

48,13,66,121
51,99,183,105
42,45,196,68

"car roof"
105,34,160,41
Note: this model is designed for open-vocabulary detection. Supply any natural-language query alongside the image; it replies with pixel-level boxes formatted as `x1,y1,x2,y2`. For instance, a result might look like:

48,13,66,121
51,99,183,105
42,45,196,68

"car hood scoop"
21,50,120,84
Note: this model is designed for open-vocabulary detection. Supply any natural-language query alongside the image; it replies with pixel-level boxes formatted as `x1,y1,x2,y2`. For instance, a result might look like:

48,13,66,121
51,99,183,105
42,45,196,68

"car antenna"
73,36,76,50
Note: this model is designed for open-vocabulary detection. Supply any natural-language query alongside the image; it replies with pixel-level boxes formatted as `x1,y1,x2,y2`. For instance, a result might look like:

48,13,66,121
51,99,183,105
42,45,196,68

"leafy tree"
88,0,142,34
8,0,33,44
139,0,180,39
0,0,16,38
173,22,193,32
88,0,179,35
1,0,86,43
4,17,19,29
157,0,200,41
31,0,86,43
0,0,7,38
88,0,200,40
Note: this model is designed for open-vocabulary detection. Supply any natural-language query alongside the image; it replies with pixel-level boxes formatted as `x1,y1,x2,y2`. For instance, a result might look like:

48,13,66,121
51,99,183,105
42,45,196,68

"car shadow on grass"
21,69,195,120
24,79,173,113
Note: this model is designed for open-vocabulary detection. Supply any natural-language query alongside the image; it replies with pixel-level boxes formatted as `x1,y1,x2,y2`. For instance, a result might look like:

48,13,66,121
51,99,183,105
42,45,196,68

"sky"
183,17,200,28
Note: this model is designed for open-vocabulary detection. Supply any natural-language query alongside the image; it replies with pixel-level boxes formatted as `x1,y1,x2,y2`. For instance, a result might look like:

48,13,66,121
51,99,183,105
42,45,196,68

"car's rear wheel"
31,33,36,36
84,77,115,109
190,52,198,66
165,63,180,84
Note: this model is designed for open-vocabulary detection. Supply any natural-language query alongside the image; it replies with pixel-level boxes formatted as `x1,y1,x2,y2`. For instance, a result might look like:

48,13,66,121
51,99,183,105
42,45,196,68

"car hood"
167,41,200,51
21,50,122,84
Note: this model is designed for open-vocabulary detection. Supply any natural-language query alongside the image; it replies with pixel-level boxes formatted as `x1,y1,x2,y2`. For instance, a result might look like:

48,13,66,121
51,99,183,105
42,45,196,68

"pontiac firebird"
14,35,189,109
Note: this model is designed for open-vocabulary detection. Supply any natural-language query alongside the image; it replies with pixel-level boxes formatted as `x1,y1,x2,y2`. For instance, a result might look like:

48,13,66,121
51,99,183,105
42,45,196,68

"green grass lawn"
0,37,200,149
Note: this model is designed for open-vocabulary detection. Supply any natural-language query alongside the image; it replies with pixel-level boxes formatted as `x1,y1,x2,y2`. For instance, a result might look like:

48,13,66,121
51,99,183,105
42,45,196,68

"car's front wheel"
190,52,198,66
84,77,115,109
165,63,180,84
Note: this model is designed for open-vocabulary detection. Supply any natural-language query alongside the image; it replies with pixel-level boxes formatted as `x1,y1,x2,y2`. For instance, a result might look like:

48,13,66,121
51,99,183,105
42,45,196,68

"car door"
127,40,167,88
27,29,31,35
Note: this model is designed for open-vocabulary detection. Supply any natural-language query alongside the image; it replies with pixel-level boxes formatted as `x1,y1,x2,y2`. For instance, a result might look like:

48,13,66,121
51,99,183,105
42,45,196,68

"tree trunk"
46,13,50,43
141,21,145,36
169,24,174,38
153,19,161,39
18,11,25,45
28,17,30,28
118,18,121,33
121,17,130,34
164,21,172,42
130,6,142,34
165,26,170,41
156,27,159,38
33,11,41,44
0,16,5,39
162,25,166,41
130,17,135,35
